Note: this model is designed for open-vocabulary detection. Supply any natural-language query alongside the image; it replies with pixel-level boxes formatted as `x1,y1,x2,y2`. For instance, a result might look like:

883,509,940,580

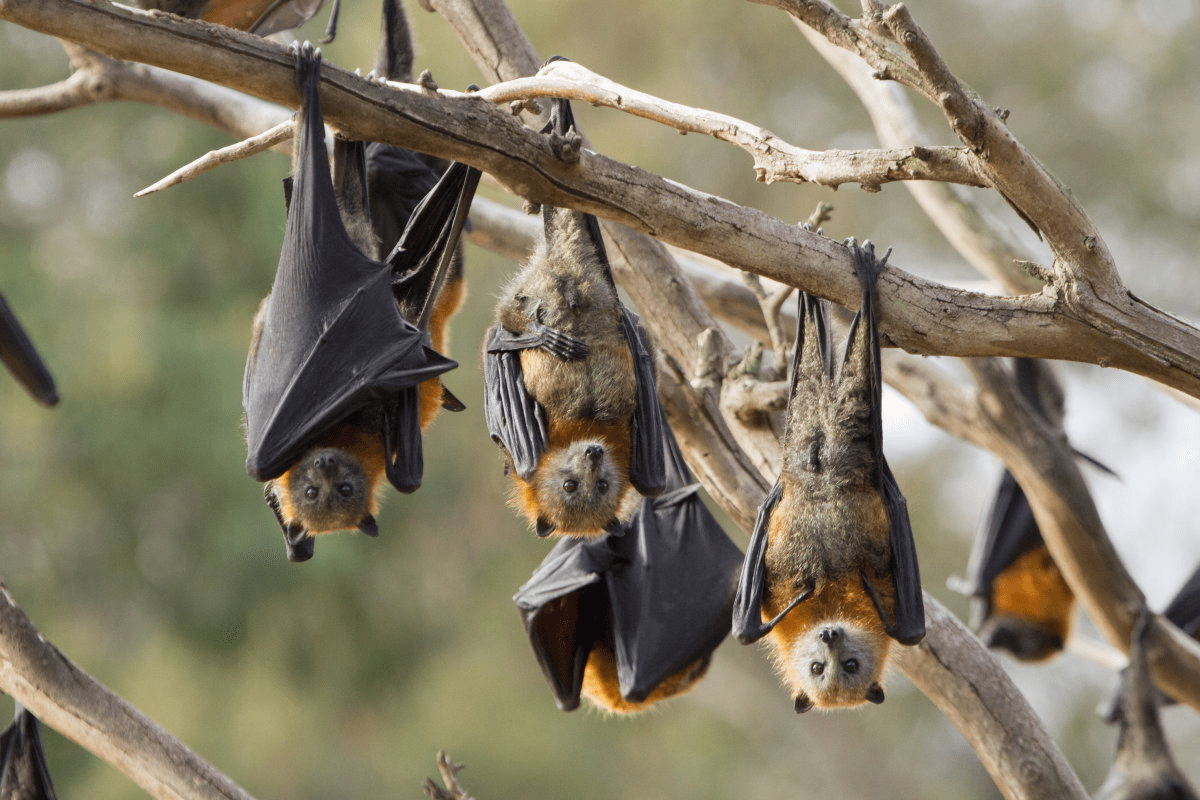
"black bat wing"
242,44,455,491
1165,561,1200,639
0,295,57,407
850,239,925,645
620,307,667,497
366,145,440,261
0,705,57,800
607,424,742,701
247,0,331,38
387,161,481,332
960,469,1042,605
731,480,789,644
513,536,620,711
482,324,549,481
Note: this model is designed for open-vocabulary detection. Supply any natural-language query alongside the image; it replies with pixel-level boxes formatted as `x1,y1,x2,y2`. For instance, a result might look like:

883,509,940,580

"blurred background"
2,0,1200,796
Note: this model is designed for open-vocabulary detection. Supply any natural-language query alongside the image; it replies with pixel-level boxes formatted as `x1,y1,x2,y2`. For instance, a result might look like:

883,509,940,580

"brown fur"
491,213,643,537
417,270,467,429
581,642,712,714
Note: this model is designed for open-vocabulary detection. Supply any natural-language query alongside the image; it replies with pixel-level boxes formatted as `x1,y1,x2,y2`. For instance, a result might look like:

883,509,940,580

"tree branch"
2,0,1200,400
0,583,256,800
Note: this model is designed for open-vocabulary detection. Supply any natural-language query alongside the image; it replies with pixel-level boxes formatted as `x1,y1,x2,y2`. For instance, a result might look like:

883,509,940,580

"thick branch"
893,596,1089,800
0,583,256,800
4,0,1200,399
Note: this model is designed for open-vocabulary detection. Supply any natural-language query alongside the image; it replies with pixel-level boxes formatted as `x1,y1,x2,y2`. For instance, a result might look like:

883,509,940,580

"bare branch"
0,583,256,800
0,67,103,117
135,117,293,196
3,0,1200,400
472,59,987,190
422,752,476,800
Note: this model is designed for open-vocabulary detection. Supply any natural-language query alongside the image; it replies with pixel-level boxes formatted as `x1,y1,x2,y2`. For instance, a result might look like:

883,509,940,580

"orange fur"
989,544,1074,641
273,423,386,533
201,0,272,29
417,272,467,429
762,580,892,708
581,641,710,714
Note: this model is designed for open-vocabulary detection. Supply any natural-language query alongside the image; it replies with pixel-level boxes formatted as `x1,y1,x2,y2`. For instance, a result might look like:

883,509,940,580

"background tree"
1,0,1199,797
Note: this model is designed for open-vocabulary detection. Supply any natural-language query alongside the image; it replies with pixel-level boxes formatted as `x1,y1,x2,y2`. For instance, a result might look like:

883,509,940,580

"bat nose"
818,627,840,644
314,453,335,471
584,444,603,463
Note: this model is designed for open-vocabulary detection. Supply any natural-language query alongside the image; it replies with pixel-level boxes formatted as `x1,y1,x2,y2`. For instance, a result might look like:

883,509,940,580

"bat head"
527,439,627,537
780,623,890,711
274,446,379,535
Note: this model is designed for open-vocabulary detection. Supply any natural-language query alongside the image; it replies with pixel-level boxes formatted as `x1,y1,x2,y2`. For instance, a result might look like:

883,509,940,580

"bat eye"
337,482,354,498
596,479,609,493
810,661,825,676
562,479,578,493
305,486,319,500
843,658,859,675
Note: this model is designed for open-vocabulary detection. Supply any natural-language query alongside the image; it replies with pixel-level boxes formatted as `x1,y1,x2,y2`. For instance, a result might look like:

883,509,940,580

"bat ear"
284,526,315,563
865,683,885,705
440,386,466,412
604,517,624,536
793,694,814,714
358,515,379,538
535,518,557,537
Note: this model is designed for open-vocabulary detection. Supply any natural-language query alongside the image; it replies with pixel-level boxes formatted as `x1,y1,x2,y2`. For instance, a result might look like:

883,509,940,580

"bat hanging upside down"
483,90,665,538
733,239,925,713
242,41,478,561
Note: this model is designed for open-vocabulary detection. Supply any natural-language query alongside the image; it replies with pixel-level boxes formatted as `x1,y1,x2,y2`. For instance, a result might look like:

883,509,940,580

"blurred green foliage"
2,0,1200,798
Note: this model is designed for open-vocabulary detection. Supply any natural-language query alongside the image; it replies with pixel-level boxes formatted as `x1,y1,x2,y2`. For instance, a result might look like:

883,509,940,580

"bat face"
269,446,380,536
775,625,887,712
525,439,625,537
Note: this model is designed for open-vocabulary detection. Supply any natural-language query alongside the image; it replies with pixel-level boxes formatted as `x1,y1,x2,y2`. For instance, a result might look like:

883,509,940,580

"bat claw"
542,328,589,361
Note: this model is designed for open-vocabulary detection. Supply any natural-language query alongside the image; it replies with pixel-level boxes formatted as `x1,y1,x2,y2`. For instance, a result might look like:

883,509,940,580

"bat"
0,703,57,800
134,0,338,41
1103,561,1200,718
513,423,743,713
243,43,478,561
958,358,1114,662
732,239,924,713
483,92,666,538
1094,613,1199,800
0,295,57,407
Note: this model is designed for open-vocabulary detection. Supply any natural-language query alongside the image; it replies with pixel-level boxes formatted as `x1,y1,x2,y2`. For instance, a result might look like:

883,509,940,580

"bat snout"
584,444,604,464
818,627,841,645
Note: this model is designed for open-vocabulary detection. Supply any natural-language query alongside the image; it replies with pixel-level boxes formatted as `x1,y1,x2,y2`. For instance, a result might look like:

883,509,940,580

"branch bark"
2,0,1200,400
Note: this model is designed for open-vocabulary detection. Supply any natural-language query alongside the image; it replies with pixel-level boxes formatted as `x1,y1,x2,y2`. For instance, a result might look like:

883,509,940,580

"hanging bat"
0,703,57,800
1094,613,1199,800
1102,561,1200,719
958,358,1114,662
483,92,665,538
134,0,339,41
732,239,924,713
243,43,478,562
513,423,743,713
0,295,57,407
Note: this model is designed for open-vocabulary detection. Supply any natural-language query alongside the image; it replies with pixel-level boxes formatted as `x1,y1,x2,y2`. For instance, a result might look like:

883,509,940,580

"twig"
422,752,475,800
0,68,103,117
135,117,293,196
474,59,987,190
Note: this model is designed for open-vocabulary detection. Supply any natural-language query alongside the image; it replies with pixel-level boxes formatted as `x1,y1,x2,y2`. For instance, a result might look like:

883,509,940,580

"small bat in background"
134,0,339,41
733,239,924,713
483,90,665,538
0,703,58,800
0,295,57,407
957,358,1114,662
1093,613,1199,800
243,43,478,562
514,423,743,713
